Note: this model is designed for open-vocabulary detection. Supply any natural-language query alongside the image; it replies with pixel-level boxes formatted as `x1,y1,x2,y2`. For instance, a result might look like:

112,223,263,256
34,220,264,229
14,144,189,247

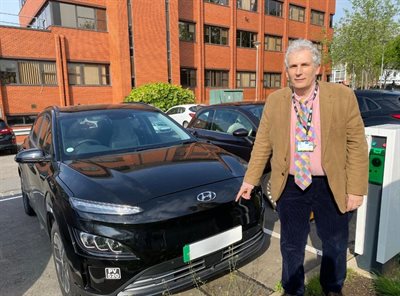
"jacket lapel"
319,82,333,159
281,88,292,159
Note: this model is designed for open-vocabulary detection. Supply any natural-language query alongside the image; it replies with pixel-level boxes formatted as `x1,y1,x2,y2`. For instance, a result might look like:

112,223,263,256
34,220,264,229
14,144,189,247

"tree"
125,82,195,111
330,0,400,89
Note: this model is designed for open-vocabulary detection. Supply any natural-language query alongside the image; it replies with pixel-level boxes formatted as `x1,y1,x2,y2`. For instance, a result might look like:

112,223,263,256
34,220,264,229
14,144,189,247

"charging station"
355,125,400,273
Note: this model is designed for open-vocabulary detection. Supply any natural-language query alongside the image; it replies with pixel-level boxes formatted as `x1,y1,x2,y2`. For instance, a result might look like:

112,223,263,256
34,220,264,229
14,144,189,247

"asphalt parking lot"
1,151,356,296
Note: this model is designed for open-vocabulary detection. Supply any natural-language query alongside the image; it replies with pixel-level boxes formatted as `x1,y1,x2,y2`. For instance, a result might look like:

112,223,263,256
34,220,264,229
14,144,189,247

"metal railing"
0,12,47,30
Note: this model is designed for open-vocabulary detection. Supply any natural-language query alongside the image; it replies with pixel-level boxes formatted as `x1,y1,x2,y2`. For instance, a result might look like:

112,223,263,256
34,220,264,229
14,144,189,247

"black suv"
0,119,17,154
15,103,266,296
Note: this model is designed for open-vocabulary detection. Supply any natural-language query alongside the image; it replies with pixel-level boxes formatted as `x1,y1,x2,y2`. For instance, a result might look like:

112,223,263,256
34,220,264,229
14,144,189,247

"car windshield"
242,105,264,121
58,109,193,160
189,105,203,112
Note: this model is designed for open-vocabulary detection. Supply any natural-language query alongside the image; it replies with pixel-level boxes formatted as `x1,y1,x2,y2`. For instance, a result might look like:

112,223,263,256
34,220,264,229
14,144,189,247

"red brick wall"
69,86,112,105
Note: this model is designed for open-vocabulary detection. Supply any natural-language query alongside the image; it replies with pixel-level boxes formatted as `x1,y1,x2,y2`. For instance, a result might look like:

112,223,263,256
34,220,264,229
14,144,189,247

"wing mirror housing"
15,148,50,163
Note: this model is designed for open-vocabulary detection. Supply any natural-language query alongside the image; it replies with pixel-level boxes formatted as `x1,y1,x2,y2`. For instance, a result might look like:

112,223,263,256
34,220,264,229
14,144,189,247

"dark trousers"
276,175,350,296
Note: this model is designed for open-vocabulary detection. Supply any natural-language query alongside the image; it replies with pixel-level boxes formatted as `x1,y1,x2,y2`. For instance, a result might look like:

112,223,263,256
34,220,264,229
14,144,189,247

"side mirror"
232,128,249,137
15,148,50,163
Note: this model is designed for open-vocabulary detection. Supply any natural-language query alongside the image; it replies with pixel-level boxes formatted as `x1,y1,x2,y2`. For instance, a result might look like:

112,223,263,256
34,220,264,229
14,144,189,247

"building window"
236,72,256,88
204,0,229,6
6,115,37,126
179,21,195,42
0,59,57,85
288,38,297,46
204,25,229,45
289,5,305,22
313,41,323,54
180,68,197,87
51,2,107,32
316,74,322,81
205,70,229,87
264,72,281,88
237,0,257,12
329,14,334,28
311,10,325,26
237,30,257,48
68,63,110,86
264,35,282,51
326,74,331,82
265,0,283,17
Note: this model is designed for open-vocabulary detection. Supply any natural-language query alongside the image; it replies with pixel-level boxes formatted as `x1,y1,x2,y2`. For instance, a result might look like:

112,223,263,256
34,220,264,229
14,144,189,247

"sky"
0,0,353,27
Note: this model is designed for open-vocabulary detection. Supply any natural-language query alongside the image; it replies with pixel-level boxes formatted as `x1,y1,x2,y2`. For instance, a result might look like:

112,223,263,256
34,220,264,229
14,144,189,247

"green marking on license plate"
183,225,242,263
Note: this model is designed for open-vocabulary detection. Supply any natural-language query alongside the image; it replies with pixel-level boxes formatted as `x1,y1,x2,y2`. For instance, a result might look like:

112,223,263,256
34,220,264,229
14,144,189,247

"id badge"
297,141,314,152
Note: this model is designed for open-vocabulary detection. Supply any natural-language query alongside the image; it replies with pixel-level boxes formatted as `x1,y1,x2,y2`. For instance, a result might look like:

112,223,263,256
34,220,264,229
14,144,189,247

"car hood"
59,142,246,205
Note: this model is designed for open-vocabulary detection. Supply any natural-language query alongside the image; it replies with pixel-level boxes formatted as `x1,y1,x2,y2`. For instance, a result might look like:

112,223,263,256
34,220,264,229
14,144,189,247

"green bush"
374,271,400,296
125,82,195,111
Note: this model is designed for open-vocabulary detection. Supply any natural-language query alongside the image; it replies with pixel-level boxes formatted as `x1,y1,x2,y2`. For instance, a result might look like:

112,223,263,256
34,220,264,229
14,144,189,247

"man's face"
286,49,320,95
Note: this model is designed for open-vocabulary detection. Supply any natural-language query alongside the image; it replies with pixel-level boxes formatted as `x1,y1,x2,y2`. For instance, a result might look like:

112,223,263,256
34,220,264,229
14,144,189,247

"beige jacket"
244,82,369,213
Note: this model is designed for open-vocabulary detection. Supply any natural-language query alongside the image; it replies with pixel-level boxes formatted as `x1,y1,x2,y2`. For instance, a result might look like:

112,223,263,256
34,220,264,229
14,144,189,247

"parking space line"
263,227,323,256
0,195,22,202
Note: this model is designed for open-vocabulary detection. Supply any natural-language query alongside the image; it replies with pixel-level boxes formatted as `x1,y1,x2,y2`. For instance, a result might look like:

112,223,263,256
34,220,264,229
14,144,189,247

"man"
236,39,368,296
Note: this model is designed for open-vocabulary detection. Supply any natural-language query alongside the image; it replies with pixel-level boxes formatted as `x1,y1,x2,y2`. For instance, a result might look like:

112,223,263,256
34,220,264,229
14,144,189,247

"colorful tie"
294,100,313,190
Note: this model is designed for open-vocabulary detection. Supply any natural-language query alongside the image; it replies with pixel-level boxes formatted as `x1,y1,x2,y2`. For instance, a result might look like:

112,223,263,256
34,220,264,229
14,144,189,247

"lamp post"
380,41,387,89
253,40,261,101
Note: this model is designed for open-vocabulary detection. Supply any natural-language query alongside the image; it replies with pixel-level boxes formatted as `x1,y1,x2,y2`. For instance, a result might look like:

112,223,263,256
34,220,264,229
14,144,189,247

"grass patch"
374,267,400,296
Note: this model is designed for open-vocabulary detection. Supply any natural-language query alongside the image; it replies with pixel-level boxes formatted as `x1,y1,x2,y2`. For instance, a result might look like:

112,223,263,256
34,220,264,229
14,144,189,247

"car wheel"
182,121,189,128
52,222,77,296
22,190,35,216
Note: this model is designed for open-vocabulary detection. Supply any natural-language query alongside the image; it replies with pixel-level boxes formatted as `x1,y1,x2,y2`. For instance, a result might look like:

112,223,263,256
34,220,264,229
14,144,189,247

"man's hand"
235,182,255,202
346,194,364,212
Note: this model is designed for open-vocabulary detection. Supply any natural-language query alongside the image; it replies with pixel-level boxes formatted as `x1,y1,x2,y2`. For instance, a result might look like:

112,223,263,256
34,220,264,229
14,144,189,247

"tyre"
51,222,78,296
182,121,189,128
21,183,35,216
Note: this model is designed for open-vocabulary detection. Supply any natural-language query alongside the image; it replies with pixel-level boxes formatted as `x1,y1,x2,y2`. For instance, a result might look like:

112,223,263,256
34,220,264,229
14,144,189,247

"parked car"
355,90,400,126
166,104,204,127
0,119,17,154
186,102,275,208
15,103,267,296
187,102,264,162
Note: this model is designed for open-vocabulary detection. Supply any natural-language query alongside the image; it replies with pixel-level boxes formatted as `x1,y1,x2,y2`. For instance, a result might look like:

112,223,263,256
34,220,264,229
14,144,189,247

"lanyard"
291,82,319,138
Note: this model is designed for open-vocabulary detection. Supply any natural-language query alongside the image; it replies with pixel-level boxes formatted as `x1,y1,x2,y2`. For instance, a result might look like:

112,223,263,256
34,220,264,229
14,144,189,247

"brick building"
0,0,335,141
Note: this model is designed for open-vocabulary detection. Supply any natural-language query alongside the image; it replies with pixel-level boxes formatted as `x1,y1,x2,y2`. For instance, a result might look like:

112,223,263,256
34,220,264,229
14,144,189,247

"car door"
189,108,255,161
28,113,53,225
356,96,382,126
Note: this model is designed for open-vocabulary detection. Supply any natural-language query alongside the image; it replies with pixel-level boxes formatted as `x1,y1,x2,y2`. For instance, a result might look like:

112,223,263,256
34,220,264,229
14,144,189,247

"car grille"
118,230,264,296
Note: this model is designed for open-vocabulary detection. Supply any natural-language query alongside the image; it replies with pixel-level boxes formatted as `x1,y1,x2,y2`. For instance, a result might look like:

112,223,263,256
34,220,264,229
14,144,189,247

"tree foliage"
125,82,195,111
330,0,400,89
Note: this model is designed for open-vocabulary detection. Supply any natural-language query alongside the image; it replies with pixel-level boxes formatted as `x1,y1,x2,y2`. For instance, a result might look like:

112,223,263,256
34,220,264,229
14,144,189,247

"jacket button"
281,172,284,176
284,157,287,162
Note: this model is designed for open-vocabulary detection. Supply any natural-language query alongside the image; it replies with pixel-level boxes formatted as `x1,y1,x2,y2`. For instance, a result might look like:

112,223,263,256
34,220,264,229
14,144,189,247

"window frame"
236,71,256,88
179,21,196,42
311,9,325,26
237,0,257,12
289,4,305,22
68,63,110,86
204,25,229,46
0,59,57,86
236,30,257,48
263,72,281,88
180,68,197,88
204,0,229,6
264,34,283,52
205,69,229,87
265,0,283,17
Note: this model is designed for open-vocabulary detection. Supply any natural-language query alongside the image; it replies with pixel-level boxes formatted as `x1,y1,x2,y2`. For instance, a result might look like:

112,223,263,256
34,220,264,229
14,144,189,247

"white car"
166,104,204,127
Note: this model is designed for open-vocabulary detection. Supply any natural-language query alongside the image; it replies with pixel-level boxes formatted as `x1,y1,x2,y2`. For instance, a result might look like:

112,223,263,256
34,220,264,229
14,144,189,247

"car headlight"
70,197,143,215
76,230,134,256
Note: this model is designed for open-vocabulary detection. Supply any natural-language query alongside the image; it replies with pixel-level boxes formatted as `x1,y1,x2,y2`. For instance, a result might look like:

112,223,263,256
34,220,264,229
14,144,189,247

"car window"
30,115,44,146
191,110,213,129
365,98,380,111
0,120,6,129
166,107,178,115
212,109,253,135
356,97,368,113
38,115,50,147
58,109,192,160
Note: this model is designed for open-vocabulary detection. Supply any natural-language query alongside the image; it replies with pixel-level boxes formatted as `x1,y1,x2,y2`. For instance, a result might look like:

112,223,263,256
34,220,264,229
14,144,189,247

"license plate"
183,225,242,263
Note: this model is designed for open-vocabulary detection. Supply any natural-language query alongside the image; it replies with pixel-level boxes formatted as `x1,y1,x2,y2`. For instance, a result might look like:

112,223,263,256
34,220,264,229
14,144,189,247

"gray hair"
284,39,321,68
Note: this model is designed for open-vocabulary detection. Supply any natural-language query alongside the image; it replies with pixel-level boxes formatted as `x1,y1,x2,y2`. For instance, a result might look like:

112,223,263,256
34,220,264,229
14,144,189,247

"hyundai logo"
197,191,217,202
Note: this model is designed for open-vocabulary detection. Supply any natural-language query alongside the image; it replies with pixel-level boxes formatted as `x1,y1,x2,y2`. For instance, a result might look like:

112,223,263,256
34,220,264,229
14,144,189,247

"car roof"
48,103,160,114
355,90,400,98
206,101,264,107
